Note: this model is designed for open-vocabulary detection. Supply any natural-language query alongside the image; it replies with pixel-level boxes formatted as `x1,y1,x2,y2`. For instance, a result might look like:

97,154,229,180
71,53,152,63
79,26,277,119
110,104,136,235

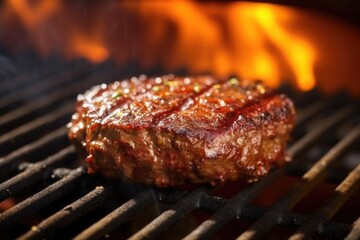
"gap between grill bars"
0,62,359,240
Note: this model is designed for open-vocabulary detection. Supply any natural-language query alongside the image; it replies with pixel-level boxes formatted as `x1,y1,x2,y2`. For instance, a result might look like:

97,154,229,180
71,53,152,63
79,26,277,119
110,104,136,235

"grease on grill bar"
0,62,359,240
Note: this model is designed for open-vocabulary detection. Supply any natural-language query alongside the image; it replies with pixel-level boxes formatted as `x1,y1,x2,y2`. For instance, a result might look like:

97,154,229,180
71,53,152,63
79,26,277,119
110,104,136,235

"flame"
6,0,59,28
251,5,316,90
71,34,109,63
2,0,109,62
1,0,360,94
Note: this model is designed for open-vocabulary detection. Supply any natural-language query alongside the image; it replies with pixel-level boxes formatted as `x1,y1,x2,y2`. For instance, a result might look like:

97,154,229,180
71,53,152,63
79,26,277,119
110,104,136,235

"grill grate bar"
0,63,118,131
0,61,68,97
0,127,68,173
289,163,360,240
237,124,360,240
74,190,156,240
0,104,73,152
200,195,351,238
0,146,76,201
345,217,360,240
182,106,353,240
0,64,89,112
0,83,81,129
155,187,351,239
0,167,85,228
18,185,111,240
285,162,349,184
0,69,46,96
287,105,353,157
295,100,326,126
154,187,351,237
183,174,281,240
129,187,207,240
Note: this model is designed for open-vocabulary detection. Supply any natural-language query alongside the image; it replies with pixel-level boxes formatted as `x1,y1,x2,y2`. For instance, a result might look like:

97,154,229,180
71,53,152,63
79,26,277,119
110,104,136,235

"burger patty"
68,75,295,187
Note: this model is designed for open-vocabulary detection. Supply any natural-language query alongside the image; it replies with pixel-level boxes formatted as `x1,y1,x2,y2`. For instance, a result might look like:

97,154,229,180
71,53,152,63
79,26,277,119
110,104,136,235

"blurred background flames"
1,0,360,95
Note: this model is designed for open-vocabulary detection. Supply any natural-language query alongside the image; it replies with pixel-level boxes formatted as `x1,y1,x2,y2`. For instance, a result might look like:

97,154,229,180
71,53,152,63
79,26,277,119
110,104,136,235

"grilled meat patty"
68,75,295,187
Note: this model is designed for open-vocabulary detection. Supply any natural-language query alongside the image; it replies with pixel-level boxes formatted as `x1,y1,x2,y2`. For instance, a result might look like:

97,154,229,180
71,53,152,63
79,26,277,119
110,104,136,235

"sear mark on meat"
68,75,295,187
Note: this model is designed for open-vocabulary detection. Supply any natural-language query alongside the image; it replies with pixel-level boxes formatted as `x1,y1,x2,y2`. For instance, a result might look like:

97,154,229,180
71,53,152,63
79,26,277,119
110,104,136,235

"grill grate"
0,61,359,240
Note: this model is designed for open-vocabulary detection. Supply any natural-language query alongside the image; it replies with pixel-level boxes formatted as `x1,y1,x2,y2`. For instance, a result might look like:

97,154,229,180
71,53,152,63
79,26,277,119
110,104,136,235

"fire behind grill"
0,60,359,240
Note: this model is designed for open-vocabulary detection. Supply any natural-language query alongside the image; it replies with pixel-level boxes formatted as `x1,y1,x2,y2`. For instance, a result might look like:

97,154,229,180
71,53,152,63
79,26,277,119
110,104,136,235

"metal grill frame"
0,62,359,240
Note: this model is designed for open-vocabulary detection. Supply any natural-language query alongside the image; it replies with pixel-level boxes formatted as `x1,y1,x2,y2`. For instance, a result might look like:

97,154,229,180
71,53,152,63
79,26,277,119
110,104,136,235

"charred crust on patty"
68,75,295,187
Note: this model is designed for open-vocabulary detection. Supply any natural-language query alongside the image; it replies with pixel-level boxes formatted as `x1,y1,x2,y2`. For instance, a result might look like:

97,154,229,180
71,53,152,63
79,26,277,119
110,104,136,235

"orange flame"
226,3,317,90
1,0,360,94
6,0,59,28
248,5,316,90
71,34,109,63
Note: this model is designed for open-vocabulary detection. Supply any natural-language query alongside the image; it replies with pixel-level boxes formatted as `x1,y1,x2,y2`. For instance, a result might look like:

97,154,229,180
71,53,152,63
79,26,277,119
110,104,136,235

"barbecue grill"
0,58,359,240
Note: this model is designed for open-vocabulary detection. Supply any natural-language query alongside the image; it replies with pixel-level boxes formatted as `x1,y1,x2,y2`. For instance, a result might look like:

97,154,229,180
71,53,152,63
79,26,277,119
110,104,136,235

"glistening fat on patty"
68,75,295,187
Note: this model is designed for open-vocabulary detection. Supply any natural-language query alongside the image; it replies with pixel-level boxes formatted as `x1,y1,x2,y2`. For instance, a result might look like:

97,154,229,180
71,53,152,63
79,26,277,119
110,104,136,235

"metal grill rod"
198,194,351,238
183,174,281,240
129,187,207,240
295,100,326,125
345,218,360,240
0,145,76,201
284,162,348,183
0,69,45,96
0,104,73,150
183,106,353,240
237,124,360,240
0,64,116,130
18,186,111,240
0,61,67,97
0,64,89,112
287,106,353,157
0,82,81,128
289,163,360,239
74,190,156,240
0,127,67,173
0,167,85,228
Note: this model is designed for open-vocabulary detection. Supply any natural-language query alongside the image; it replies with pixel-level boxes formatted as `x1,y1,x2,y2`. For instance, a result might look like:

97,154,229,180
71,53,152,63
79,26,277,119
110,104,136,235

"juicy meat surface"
68,75,295,187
